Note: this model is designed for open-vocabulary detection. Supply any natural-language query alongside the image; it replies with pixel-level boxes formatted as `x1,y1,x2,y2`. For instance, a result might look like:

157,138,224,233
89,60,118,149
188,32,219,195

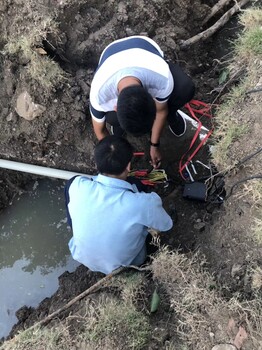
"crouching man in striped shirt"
89,36,195,169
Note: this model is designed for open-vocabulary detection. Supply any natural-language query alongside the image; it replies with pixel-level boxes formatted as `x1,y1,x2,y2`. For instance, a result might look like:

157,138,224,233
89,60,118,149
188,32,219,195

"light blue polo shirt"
67,174,173,274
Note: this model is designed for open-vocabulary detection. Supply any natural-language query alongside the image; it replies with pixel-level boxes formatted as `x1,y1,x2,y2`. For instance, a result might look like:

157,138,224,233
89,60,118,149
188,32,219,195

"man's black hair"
94,135,133,175
117,86,156,136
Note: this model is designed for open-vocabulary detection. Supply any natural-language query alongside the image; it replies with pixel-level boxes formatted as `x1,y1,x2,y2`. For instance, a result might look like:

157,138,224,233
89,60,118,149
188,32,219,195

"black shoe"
110,125,126,137
168,111,186,137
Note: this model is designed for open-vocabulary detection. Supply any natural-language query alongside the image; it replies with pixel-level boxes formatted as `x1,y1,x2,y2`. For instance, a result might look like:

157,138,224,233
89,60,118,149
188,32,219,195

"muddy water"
0,179,79,339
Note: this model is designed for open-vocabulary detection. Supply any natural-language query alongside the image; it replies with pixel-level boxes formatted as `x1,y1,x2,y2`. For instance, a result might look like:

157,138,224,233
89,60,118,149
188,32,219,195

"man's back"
67,174,172,274
90,35,173,118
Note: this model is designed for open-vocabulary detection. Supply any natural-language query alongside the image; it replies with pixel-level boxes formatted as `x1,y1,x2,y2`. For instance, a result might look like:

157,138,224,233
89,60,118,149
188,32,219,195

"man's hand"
150,146,162,169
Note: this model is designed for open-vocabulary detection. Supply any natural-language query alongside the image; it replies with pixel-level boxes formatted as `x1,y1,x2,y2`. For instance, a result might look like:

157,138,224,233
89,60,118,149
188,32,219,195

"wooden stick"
180,0,250,49
11,266,127,334
9,263,151,341
37,267,129,328
203,0,232,24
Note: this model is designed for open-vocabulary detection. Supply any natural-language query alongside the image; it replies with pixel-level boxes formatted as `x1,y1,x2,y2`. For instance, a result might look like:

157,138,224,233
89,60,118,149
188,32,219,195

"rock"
0,2,7,12
194,222,206,232
152,327,169,343
78,80,90,95
212,344,237,350
61,94,74,104
15,306,34,322
76,69,87,79
6,112,17,122
231,263,244,278
73,111,86,121
15,91,46,120
2,107,9,117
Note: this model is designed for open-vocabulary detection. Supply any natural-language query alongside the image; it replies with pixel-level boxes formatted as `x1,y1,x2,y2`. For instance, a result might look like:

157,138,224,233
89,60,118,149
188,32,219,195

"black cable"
226,175,262,199
246,87,262,94
235,147,262,168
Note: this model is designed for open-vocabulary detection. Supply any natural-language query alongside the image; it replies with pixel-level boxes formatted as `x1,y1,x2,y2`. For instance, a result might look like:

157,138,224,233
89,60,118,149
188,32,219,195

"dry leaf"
34,47,47,55
233,326,248,349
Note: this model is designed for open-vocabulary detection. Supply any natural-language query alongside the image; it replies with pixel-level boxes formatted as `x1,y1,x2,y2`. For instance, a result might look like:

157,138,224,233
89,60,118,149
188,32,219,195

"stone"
78,80,90,95
194,222,206,232
2,107,9,118
15,91,46,120
6,112,17,122
231,263,244,278
212,345,237,350
0,2,7,12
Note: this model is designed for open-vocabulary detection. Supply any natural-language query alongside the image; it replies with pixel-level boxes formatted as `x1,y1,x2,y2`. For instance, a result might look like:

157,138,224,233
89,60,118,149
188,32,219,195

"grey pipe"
0,159,92,180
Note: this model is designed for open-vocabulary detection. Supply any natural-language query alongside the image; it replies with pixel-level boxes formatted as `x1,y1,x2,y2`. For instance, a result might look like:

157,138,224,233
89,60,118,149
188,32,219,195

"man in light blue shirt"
65,136,173,274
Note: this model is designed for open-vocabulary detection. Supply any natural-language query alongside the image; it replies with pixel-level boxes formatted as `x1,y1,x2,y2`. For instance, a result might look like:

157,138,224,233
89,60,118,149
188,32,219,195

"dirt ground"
0,0,261,348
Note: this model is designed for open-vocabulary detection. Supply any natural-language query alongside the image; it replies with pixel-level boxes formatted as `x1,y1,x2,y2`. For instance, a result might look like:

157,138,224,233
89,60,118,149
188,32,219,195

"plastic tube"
0,159,92,180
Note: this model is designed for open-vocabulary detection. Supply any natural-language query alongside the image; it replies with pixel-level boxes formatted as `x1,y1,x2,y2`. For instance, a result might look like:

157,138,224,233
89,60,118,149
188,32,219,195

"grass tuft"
252,216,262,244
2,15,66,96
235,26,262,58
114,271,146,305
81,297,150,350
211,8,262,169
152,247,262,350
1,324,73,350
27,54,67,91
251,266,262,290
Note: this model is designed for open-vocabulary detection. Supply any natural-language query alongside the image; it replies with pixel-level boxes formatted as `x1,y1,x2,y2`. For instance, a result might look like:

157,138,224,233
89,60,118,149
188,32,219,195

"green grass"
1,325,72,350
235,26,262,58
114,271,146,304
211,8,262,168
82,298,151,350
212,83,248,167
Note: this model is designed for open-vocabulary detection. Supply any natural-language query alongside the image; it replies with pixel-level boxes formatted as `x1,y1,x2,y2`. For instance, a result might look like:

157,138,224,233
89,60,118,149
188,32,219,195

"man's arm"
150,101,168,168
147,192,173,232
92,119,110,140
64,175,81,229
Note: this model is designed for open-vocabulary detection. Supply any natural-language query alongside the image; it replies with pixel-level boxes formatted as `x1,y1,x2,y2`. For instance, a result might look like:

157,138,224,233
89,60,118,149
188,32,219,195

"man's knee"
168,62,195,101
184,78,195,101
105,111,119,126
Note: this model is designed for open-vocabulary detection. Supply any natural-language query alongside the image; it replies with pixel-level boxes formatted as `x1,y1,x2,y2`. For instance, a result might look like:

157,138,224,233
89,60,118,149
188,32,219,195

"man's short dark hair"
117,86,156,136
94,135,133,175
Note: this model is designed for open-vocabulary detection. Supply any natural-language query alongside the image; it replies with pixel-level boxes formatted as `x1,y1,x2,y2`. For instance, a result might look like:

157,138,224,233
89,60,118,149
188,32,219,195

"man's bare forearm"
150,112,167,144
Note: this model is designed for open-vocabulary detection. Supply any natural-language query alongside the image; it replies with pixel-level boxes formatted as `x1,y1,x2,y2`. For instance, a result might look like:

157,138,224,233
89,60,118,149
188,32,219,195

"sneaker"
110,124,126,137
168,111,186,137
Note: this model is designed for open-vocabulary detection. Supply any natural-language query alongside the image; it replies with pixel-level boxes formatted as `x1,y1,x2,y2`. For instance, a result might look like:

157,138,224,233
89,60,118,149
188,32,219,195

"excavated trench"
0,0,244,341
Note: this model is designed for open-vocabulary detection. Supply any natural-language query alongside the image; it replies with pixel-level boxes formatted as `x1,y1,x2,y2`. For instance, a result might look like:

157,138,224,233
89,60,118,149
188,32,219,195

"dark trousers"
126,176,148,192
105,62,195,127
167,62,195,122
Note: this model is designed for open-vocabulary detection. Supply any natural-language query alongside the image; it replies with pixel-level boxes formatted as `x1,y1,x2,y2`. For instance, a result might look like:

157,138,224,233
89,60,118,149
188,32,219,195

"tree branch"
203,0,232,25
180,0,250,49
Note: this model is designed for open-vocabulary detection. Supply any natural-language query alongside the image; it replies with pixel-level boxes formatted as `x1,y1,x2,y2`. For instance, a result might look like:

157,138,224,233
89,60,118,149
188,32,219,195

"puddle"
0,179,79,339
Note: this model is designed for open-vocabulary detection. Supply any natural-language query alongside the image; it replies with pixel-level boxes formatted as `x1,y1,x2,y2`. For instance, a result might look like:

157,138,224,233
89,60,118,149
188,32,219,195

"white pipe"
0,159,92,180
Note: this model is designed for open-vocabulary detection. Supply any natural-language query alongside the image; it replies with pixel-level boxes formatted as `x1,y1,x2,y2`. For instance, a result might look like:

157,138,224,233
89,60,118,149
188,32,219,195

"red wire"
179,100,214,180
